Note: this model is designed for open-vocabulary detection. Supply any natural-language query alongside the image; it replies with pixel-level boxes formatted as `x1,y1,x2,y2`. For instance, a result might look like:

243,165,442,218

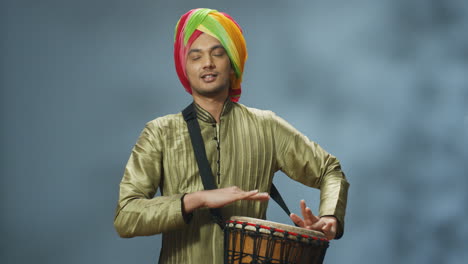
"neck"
192,92,229,123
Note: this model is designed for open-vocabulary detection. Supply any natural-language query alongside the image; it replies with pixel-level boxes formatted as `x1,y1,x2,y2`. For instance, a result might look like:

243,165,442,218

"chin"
193,86,229,97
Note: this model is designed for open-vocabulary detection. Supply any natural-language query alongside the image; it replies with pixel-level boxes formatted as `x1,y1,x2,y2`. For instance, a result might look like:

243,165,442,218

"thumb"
322,222,335,240
322,222,332,233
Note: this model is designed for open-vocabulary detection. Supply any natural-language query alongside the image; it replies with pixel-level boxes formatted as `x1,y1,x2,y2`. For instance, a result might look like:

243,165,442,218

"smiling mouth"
201,73,218,82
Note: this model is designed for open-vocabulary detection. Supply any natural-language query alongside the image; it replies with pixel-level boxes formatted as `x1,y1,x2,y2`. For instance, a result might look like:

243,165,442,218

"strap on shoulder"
183,103,224,229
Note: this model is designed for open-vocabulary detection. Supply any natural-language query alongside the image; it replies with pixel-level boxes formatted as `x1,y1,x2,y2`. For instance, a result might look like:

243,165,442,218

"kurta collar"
193,99,234,123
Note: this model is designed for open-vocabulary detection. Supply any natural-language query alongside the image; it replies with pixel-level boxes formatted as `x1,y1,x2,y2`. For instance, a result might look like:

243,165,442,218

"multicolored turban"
174,8,248,102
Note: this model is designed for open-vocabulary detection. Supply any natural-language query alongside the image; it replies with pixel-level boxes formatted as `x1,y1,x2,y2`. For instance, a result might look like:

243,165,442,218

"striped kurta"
114,101,349,264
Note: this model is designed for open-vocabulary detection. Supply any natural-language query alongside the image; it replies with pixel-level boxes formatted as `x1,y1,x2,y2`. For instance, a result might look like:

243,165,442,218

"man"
114,8,349,264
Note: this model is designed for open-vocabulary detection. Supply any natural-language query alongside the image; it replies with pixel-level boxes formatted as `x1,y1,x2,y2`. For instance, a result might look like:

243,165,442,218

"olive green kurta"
114,101,349,264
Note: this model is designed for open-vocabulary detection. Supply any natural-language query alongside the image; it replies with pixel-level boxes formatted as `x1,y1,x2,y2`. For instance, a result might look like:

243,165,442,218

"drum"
224,216,329,264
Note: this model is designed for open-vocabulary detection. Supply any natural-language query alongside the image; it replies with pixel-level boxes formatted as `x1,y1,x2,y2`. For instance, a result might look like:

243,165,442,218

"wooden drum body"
224,216,329,264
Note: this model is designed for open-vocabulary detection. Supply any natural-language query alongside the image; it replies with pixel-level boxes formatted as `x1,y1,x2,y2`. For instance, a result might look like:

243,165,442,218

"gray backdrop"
2,0,467,263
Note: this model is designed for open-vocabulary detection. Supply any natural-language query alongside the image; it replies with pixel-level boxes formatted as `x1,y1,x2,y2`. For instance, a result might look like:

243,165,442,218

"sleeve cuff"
161,193,190,230
180,193,194,224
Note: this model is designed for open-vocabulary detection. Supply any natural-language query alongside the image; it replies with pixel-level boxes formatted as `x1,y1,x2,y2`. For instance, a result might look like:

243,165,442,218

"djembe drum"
224,216,329,264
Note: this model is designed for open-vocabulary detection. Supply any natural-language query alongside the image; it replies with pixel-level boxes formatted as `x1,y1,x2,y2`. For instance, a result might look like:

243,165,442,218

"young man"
114,8,349,264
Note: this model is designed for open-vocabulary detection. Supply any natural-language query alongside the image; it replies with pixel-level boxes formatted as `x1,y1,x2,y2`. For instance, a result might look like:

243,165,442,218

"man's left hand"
289,200,337,240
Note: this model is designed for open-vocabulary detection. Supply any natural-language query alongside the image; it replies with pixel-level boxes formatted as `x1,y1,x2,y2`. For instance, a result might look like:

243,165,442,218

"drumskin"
114,101,349,264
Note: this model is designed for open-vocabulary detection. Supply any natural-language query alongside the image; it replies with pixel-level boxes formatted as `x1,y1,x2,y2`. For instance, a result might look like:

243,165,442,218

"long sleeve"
271,113,349,239
114,122,187,238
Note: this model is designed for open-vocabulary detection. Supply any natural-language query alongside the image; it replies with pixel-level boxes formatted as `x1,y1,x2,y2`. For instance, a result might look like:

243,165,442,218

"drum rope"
224,220,329,264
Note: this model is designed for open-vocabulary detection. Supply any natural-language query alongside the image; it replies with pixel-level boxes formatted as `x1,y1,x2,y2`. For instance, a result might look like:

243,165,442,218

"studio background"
2,0,467,263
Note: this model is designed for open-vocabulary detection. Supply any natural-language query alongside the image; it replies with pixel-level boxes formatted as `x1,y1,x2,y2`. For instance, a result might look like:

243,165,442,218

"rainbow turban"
174,8,248,102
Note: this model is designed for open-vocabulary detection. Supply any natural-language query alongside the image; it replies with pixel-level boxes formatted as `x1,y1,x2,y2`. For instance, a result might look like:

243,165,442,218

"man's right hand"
183,186,270,214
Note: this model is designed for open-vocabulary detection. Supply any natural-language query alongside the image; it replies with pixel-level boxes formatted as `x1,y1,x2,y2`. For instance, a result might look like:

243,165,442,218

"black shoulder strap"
182,103,224,229
270,184,292,217
182,103,295,227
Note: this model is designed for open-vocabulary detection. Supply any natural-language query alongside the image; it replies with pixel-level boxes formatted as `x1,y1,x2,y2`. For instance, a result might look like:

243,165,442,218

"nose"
202,56,215,69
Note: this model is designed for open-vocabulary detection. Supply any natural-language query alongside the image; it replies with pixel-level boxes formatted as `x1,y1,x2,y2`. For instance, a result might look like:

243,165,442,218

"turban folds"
174,8,248,102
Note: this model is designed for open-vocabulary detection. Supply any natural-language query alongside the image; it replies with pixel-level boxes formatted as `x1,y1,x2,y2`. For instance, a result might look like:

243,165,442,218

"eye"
212,49,226,57
190,56,201,61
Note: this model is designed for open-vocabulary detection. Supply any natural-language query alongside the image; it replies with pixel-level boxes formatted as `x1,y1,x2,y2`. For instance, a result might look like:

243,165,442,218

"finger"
306,207,318,220
245,192,270,201
290,213,305,227
300,200,306,215
300,200,318,227
247,189,259,194
305,207,320,224
238,189,259,199
301,201,318,221
300,200,308,224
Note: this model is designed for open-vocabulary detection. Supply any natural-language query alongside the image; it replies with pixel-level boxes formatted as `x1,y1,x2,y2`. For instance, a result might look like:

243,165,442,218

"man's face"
185,33,233,98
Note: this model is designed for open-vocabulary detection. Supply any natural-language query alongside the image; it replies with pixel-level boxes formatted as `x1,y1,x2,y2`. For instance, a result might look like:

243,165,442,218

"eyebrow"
188,44,225,55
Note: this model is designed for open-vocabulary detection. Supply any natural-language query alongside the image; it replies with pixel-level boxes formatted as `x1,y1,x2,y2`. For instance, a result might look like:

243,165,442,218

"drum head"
228,216,327,241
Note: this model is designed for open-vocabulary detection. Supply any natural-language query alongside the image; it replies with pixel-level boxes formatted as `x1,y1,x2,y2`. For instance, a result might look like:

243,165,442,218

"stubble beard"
192,81,230,99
